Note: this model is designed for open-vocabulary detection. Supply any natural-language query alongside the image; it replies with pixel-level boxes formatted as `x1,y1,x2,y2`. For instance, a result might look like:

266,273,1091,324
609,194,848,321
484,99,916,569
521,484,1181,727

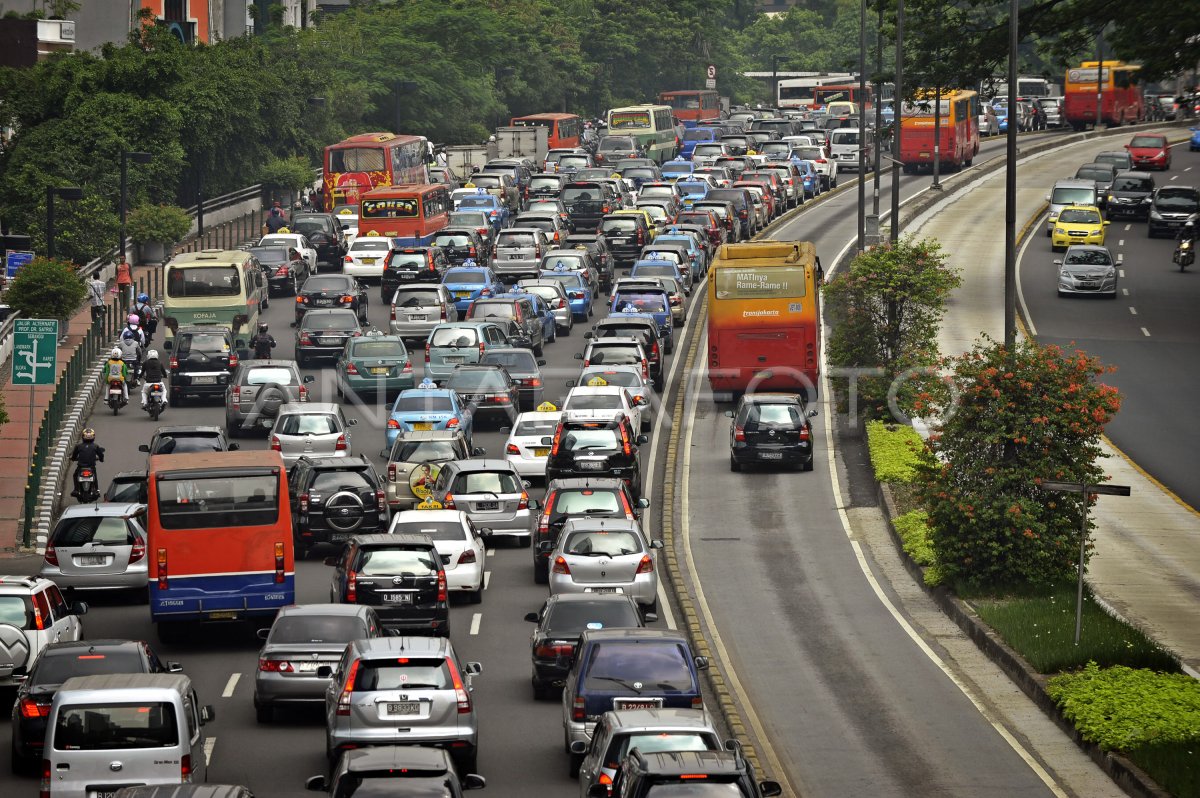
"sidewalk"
907,131,1200,672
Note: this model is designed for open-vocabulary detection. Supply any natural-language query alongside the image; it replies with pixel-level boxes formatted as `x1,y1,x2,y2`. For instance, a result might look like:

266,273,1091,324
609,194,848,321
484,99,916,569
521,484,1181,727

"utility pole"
857,0,867,252
890,0,904,244
870,0,883,244
1004,0,1018,353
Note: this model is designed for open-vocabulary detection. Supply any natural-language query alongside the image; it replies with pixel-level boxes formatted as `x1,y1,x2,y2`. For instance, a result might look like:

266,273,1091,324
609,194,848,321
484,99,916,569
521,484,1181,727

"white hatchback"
504,410,563,478
344,238,391,280
388,510,487,603
259,233,318,272
561,385,649,433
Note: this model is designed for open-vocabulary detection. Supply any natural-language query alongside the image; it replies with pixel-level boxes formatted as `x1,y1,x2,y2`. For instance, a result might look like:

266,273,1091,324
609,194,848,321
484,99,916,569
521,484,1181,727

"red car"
677,209,727,249
1126,134,1171,171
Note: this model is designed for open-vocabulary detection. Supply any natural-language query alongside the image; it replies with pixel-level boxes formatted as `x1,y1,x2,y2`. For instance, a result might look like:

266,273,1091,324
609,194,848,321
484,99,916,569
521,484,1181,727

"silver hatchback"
548,518,662,611
322,636,483,773
390,284,456,338
39,503,148,594
428,459,536,544
270,402,357,465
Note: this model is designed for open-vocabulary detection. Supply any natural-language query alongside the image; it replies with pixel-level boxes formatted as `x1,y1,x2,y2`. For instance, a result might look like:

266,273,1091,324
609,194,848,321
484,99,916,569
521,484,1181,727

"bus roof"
712,241,816,266
328,132,421,147
512,112,580,121
149,450,286,473
362,183,445,198
169,249,254,265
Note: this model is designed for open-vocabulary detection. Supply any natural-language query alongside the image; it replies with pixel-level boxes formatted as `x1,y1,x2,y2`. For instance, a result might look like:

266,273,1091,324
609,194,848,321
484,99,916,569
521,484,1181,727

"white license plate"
759,452,783,460
464,394,486,402
382,592,413,604
475,501,499,511
508,253,525,259
408,314,428,321
614,698,663,710
443,356,465,364
330,532,352,542
90,790,123,798
588,587,619,594
319,337,342,345
369,367,390,375
75,555,108,566
192,376,217,385
312,299,335,306
387,701,421,715
579,461,605,470
295,661,321,672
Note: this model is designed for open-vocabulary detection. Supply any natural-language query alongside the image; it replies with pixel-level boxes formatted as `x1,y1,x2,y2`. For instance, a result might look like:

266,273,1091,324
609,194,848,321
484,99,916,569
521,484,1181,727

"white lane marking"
483,571,491,590
1124,224,1131,232
1171,175,1179,181
1118,239,1124,247
1186,167,1194,172
1014,209,1043,336
469,613,482,635
1117,253,1124,263
814,297,1070,798
221,673,240,698
1119,269,1126,278
204,737,216,766
1141,327,1151,337
1122,288,1129,296
1129,306,1138,315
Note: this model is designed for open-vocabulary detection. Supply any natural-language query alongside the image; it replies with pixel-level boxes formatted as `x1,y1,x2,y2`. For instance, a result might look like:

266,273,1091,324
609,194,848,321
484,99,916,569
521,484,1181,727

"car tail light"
228,353,238,368
437,570,448,602
506,443,520,455
297,382,306,403
621,426,633,456
602,205,610,213
691,695,703,709
481,287,492,297
299,332,312,345
479,341,486,357
535,642,574,659
671,295,682,306
518,491,529,510
447,417,460,428
169,356,179,370
270,435,281,451
553,556,571,575
43,542,58,567
425,342,431,363
550,425,563,456
387,462,398,482
341,295,354,304
231,384,240,402
443,493,456,509
619,491,635,518
129,536,146,564
335,434,348,451
41,759,51,798
734,426,746,442
157,548,168,590
527,377,542,387
458,548,477,565
345,361,359,375
375,490,386,512
651,340,660,360
571,695,586,722
387,418,400,430
799,427,811,442
299,493,310,512
296,296,307,305
274,542,286,583
19,697,51,719
447,654,472,713
636,228,645,245
390,305,397,321
259,658,294,673
641,360,649,380
599,772,614,789
344,256,353,263
345,570,357,602
336,658,360,715
636,554,654,574
402,360,413,373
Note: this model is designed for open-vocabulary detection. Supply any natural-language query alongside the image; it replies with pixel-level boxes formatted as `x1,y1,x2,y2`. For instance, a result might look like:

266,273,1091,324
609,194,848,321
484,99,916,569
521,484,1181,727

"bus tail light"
553,556,571,575
129,537,146,564
274,542,285,583
636,555,654,574
345,570,357,602
437,570,448,603
157,548,168,590
336,659,360,715
335,434,348,451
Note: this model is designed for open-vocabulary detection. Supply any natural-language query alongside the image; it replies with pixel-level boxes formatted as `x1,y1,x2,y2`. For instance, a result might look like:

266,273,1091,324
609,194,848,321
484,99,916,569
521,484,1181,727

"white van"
44,673,213,797
829,128,874,172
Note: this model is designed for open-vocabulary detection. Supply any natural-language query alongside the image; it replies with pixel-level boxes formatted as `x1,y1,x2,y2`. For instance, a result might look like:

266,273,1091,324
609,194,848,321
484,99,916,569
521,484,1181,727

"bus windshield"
328,147,387,172
167,267,240,298
156,473,279,529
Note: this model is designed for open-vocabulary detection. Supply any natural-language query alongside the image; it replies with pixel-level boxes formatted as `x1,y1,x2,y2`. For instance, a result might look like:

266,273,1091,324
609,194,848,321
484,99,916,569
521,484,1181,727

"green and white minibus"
606,104,679,164
161,249,269,353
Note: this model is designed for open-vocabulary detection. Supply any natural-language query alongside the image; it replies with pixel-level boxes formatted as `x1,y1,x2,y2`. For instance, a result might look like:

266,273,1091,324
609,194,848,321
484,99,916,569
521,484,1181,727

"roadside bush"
257,156,316,198
865,421,927,483
126,204,191,246
894,510,935,566
4,257,87,321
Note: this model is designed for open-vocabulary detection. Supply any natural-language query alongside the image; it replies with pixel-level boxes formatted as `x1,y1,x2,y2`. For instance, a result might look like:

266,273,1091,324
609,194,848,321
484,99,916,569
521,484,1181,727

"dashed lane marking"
1129,306,1138,315
204,737,216,766
1124,224,1132,231
469,613,482,635
1120,269,1126,278
1122,288,1129,296
1118,239,1124,247
1141,327,1151,337
221,673,240,698
483,571,491,590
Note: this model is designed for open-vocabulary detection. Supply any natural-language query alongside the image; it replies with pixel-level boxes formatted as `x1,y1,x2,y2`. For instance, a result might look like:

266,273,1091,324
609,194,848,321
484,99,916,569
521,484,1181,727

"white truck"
446,144,495,177
493,125,549,164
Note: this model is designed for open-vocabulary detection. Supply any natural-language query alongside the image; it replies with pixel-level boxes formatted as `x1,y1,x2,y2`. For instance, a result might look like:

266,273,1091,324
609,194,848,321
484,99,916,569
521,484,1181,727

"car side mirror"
583,331,593,339
380,449,391,459
316,665,333,679
524,611,539,623
138,444,151,453
348,418,358,426
636,498,650,509
537,359,547,366
1044,194,1051,202
69,601,88,616
650,539,664,549
573,352,584,360
323,556,339,566
540,436,553,446
565,379,576,388
538,540,555,553
464,661,483,676
200,704,215,724
694,655,710,670
759,781,783,797
166,661,183,673
228,442,240,451
644,612,658,623
472,446,487,456
1053,259,1063,266
1104,220,1111,226
636,434,648,445
163,339,173,351
528,498,541,511
256,628,271,641
463,774,487,790
305,776,329,792
807,409,818,418
302,375,315,383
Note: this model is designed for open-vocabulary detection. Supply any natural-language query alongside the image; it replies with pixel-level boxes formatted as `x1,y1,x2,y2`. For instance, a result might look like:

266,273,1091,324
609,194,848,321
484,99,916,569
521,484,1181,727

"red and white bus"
509,113,584,150
322,132,431,211
812,84,874,112
657,90,722,125
357,184,451,246
1063,61,1143,131
899,89,981,173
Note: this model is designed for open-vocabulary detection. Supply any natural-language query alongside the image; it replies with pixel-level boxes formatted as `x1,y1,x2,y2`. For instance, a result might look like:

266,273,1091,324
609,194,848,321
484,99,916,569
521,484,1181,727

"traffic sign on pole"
5,250,34,278
11,318,59,386
706,64,716,80
705,78,717,89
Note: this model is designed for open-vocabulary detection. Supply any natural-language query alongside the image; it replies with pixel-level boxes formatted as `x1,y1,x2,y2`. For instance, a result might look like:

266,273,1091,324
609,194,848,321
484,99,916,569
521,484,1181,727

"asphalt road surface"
1020,138,1200,510
0,127,1081,798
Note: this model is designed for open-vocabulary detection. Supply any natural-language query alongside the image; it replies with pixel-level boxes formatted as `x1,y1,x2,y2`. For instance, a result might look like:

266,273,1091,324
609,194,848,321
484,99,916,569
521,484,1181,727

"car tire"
803,456,815,472
534,560,549,584
469,587,483,604
10,742,33,776
457,751,478,778
643,598,658,617
569,753,583,779
532,677,553,701
297,353,308,368
729,455,741,472
227,421,243,439
169,394,181,408
255,701,273,724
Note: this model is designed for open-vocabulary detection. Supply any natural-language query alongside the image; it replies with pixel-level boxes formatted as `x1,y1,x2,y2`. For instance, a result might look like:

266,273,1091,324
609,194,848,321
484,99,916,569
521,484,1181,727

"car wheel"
469,587,483,604
729,455,741,472
518,534,532,548
255,701,274,724
10,742,33,775
532,676,552,701
169,393,181,408
457,751,478,778
803,456,815,472
569,753,583,779
534,560,549,584
227,421,243,438
297,353,308,368
534,341,545,357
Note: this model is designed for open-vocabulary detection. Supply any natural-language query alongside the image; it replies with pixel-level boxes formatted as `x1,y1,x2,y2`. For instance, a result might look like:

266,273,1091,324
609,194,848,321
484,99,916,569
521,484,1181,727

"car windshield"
393,521,468,542
269,615,367,644
1057,208,1102,224
354,658,451,690
396,440,460,462
275,413,339,436
563,530,641,555
544,600,640,634
352,341,407,358
304,277,353,292
1111,177,1152,192
561,428,620,451
1130,136,1165,148
1063,250,1113,266
304,312,358,330
444,271,486,284
453,471,522,494
482,351,537,371
31,650,145,686
449,370,509,390
566,393,623,410
584,642,695,690
357,547,439,576
393,395,454,412
246,367,294,386
1155,190,1200,212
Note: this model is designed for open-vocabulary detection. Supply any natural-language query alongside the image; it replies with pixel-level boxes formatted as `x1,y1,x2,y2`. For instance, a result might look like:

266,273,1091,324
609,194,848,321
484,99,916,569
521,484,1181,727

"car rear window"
580,370,640,388
600,218,637,232
515,418,559,436
393,289,442,307
311,470,374,493
432,234,471,247
304,277,353,292
276,413,339,436
613,293,667,313
356,547,438,576
452,471,522,494
392,521,467,542
482,350,537,371
354,658,451,691
530,177,562,190
251,247,290,264
444,270,486,285
176,333,229,354
387,253,429,270
550,489,621,515
560,428,620,451
32,650,145,686
740,403,802,426
351,240,391,252
246,367,295,385
612,732,716,763
562,187,603,203
51,516,133,547
430,327,480,346
352,341,407,358
563,529,640,555
269,615,367,644
583,642,695,690
304,312,359,330
395,440,460,463
1051,187,1095,205
544,599,639,634
0,597,32,629
693,144,726,155
566,393,623,411
449,369,509,391
470,303,516,320
393,395,455,412
53,703,179,750
499,232,537,246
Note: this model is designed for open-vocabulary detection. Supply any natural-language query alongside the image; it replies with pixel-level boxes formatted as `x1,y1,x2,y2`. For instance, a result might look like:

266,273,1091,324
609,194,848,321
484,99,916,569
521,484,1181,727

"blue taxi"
654,231,709,279
610,287,673,352
661,160,696,182
385,378,474,449
457,191,510,234
538,266,594,322
442,262,505,317
675,180,711,210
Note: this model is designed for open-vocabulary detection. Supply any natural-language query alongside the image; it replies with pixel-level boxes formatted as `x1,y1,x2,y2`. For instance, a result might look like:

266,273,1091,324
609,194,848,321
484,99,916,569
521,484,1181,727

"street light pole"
871,0,883,235
1004,0,1019,352
857,0,867,252
46,186,83,261
1095,34,1105,130
890,0,904,244
120,150,152,265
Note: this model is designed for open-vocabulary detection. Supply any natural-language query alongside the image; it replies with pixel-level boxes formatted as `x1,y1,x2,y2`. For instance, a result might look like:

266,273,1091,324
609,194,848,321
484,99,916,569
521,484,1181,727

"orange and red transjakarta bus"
899,89,981,173
657,90,722,125
812,84,874,112
322,132,431,211
357,184,452,246
509,113,584,150
147,451,294,638
707,241,822,398
1063,61,1143,131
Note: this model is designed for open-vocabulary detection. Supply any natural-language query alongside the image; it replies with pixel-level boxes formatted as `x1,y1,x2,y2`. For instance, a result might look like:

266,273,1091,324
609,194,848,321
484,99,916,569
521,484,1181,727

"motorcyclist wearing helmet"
69,428,105,499
250,322,276,359
121,314,146,346
140,348,166,409
105,347,130,402
132,293,156,342
1177,219,1196,244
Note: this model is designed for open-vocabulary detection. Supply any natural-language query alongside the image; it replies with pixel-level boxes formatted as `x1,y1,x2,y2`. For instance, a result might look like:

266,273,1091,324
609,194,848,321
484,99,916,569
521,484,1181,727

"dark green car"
335,330,416,400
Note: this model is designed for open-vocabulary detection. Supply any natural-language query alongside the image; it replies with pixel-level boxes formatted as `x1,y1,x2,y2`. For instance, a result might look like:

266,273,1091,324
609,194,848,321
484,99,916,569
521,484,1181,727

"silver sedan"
548,517,662,612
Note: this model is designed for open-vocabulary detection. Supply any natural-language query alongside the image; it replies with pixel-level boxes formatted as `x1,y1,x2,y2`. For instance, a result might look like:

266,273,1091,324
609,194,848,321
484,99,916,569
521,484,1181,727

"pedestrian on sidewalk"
87,270,107,323
115,257,133,314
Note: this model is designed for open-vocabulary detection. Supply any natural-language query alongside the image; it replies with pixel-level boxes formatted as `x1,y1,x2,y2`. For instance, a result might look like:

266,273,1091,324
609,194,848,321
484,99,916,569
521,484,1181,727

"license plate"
312,298,335,306
319,337,342,345
330,533,351,542
614,699,662,710
508,253,525,259
443,355,465,364
759,452,783,460
296,661,322,672
475,501,499,511
408,314,427,321
534,447,550,457
369,367,390,375
455,291,472,299
382,592,413,604
208,610,238,620
588,587,618,594
578,461,605,470
464,394,486,402
611,237,629,244
75,555,108,566
192,376,216,385
91,790,124,798
361,258,376,264
412,422,433,431
387,701,421,715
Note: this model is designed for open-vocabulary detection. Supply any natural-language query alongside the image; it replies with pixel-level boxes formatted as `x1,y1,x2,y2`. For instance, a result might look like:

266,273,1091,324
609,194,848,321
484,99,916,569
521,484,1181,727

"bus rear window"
714,266,808,300
156,475,279,529
609,113,651,130
54,703,179,750
167,267,240,298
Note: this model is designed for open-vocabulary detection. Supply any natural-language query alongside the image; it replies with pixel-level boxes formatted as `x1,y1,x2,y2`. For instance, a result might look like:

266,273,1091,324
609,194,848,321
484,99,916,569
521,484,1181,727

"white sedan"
259,233,317,272
344,238,391,280
388,509,487,603
573,365,654,409
561,384,649,433
503,410,562,478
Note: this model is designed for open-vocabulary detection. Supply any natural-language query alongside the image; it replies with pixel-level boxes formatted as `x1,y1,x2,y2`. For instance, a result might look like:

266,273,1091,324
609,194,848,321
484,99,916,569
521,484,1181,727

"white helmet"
111,347,122,358
146,349,159,360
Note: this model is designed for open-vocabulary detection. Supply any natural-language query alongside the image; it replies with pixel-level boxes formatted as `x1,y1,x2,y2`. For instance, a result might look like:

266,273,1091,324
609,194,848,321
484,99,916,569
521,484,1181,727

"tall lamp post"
393,80,418,134
857,0,867,252
46,186,84,261
120,151,152,265
890,0,904,244
1003,0,1019,353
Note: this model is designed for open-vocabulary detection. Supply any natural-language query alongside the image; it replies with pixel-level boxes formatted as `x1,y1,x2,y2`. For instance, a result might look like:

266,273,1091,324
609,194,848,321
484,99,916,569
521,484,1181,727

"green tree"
5,257,87,321
823,237,960,419
918,339,1122,589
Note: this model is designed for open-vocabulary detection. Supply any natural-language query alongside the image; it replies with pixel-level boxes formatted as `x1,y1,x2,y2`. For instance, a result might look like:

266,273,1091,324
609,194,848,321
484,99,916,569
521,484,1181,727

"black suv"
599,213,652,269
326,533,450,636
289,456,390,554
544,413,648,502
564,233,616,291
296,274,369,325
532,477,648,583
166,326,239,406
602,749,782,798
431,227,490,268
290,212,348,268
1106,171,1155,220
562,182,619,234
10,639,181,773
382,246,451,301
727,393,818,472
139,425,238,457
588,317,663,386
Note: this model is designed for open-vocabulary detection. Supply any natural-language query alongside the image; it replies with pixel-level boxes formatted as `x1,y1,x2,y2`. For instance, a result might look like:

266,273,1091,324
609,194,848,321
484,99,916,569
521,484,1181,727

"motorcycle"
107,379,127,415
73,466,100,503
144,382,166,421
1173,239,1194,271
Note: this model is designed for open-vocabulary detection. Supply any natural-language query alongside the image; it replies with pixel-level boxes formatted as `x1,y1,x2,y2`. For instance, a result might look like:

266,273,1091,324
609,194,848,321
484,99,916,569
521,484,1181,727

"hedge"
865,421,926,484
894,509,936,566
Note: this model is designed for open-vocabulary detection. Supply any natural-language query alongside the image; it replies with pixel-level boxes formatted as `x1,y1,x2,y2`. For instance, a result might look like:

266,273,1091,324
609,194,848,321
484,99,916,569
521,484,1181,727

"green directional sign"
11,318,59,386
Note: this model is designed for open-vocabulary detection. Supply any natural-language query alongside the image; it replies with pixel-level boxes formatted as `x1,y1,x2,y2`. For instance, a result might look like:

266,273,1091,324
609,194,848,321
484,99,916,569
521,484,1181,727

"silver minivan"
44,673,213,796
270,402,356,465
390,284,455,337
1045,178,1099,235
829,128,873,172
492,228,550,282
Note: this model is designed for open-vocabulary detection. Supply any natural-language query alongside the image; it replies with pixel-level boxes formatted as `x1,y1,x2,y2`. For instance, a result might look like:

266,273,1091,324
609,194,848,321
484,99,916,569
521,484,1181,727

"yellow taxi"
1052,204,1109,250
613,207,659,241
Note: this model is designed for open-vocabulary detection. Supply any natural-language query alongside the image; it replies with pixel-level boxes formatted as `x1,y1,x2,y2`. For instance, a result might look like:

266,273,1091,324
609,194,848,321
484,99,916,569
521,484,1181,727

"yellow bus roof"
712,241,816,266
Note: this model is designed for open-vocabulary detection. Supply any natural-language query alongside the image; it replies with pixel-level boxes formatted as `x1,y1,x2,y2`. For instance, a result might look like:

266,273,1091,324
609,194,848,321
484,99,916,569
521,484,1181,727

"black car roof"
297,455,375,471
